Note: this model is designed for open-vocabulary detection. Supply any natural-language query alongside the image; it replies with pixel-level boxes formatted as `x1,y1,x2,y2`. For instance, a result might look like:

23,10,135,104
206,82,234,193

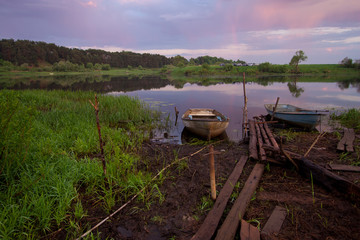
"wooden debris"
262,117,279,150
248,120,258,160
326,164,360,172
337,128,355,152
215,163,265,240
191,156,248,240
240,220,260,240
255,121,267,161
295,157,360,203
261,206,287,239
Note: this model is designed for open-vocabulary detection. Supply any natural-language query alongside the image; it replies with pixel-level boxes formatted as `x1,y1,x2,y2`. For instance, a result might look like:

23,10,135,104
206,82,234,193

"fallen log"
254,120,266,161
294,157,360,203
262,118,279,150
262,144,360,202
248,120,258,160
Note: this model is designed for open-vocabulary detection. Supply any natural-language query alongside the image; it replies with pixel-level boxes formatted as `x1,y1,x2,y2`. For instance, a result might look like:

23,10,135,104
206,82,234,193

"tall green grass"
331,108,360,130
0,90,161,239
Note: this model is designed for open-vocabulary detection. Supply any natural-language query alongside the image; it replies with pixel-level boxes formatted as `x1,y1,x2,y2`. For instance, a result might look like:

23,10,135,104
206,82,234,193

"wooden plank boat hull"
181,108,229,139
264,104,325,129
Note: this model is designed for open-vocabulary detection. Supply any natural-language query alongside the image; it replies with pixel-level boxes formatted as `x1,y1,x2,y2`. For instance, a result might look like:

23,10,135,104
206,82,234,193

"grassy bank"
0,90,163,239
1,64,359,79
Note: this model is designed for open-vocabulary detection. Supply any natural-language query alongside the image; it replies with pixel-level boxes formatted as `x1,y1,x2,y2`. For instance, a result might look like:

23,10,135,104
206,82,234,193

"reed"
0,89,162,239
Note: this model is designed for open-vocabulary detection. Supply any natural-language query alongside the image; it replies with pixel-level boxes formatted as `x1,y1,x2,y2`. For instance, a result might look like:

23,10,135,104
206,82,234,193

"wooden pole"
174,106,179,126
271,97,280,121
89,94,106,176
242,72,248,139
209,145,216,200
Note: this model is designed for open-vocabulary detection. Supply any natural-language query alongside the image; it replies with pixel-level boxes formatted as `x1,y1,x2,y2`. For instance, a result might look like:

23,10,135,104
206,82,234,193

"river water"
2,75,359,143
108,77,360,143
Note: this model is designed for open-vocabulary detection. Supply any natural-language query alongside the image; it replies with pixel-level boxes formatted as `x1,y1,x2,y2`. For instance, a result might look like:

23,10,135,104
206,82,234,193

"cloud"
251,0,360,29
81,1,97,7
323,36,360,44
117,0,161,5
249,27,359,39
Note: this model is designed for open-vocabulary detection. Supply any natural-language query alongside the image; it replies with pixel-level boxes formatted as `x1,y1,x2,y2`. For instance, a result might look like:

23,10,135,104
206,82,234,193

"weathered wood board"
240,220,260,240
326,164,360,172
261,206,287,238
337,128,355,152
191,155,248,240
215,163,265,240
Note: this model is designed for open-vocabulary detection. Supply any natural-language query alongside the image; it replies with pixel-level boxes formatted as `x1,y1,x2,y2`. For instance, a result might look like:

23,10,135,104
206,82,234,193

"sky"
1,0,360,64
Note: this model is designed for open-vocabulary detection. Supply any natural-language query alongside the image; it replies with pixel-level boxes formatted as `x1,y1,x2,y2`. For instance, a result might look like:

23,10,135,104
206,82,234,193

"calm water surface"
3,75,359,143
108,80,360,143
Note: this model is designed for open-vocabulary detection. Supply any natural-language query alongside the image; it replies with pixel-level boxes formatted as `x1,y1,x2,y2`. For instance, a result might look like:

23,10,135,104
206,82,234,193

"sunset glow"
1,0,359,63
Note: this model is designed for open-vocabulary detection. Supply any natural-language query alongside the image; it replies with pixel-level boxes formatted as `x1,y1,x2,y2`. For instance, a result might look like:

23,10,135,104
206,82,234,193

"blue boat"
264,104,326,129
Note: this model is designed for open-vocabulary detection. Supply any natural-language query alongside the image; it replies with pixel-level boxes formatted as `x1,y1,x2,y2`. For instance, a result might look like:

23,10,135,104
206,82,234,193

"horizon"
1,0,360,64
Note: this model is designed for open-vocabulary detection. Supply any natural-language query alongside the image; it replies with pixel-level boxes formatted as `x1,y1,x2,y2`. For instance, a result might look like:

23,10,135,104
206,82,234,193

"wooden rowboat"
181,108,229,139
264,104,326,129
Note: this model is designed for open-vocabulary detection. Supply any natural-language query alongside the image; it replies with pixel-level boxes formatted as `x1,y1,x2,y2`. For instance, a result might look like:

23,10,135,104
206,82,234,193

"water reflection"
1,74,359,143
108,79,360,143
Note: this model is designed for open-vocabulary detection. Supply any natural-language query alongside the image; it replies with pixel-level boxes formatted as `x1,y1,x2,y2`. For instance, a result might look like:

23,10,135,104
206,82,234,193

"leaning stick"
76,144,210,240
304,132,326,157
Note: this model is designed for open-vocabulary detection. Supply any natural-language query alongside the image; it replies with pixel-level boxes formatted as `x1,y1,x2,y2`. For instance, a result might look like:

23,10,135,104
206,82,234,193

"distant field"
0,64,359,79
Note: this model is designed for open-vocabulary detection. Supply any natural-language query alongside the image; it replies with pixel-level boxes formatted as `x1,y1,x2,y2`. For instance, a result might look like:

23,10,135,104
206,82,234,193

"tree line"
0,39,169,68
0,39,248,70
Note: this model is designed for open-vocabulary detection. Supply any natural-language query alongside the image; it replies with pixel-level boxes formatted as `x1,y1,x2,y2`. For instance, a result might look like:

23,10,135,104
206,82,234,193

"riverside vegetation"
1,89,359,239
0,90,166,239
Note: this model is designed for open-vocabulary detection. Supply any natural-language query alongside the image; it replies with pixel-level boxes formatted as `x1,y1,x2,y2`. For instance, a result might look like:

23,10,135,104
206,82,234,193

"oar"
271,97,280,121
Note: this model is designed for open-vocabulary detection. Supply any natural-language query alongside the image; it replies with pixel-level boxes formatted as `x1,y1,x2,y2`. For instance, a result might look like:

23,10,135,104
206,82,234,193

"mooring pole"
209,145,216,200
242,72,248,139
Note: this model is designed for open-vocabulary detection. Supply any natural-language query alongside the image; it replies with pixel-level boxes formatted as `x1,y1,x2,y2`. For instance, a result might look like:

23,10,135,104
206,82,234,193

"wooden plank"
337,128,355,152
240,220,260,240
254,121,267,161
262,118,279,151
215,163,265,240
191,156,248,240
249,120,258,160
261,206,287,238
326,164,360,172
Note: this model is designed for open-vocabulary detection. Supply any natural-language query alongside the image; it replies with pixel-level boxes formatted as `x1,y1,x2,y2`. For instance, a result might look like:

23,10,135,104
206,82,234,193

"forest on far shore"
0,39,238,69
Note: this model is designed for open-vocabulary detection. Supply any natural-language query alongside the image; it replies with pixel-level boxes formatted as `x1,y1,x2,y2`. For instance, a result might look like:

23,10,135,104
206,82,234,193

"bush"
223,64,234,72
258,62,271,72
86,62,94,69
101,64,111,70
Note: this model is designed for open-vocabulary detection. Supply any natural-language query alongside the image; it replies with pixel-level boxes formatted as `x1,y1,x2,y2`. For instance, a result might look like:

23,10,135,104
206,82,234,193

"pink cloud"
81,1,97,7
252,0,360,29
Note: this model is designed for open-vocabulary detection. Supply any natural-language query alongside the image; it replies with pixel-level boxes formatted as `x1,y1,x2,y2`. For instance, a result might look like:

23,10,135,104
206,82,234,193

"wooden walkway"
192,116,359,240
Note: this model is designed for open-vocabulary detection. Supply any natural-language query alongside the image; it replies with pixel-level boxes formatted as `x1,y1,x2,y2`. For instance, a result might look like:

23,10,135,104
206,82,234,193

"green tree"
289,50,307,73
340,57,353,68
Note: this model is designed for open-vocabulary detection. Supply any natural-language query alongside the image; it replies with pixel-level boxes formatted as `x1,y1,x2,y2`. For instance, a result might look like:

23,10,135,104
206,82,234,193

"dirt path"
79,131,360,240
